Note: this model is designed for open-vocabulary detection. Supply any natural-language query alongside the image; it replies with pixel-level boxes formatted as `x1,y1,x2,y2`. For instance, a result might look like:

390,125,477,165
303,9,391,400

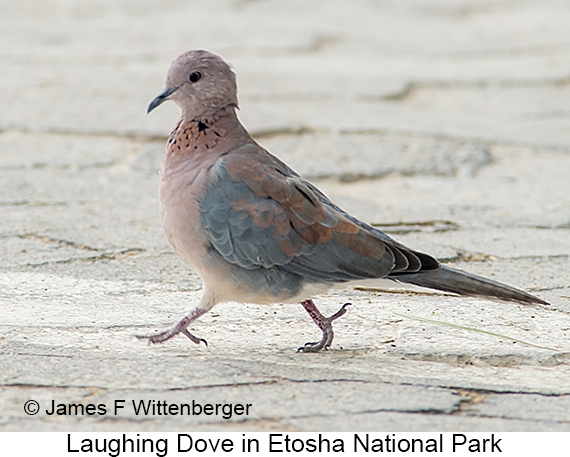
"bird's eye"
189,72,202,83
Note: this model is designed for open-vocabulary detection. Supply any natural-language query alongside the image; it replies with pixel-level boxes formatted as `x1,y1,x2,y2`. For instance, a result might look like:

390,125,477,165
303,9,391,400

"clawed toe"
297,341,330,353
180,327,208,346
330,302,351,320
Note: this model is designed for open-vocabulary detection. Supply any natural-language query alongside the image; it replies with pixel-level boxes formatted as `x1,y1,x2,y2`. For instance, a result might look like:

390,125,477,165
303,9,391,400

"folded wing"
200,144,438,285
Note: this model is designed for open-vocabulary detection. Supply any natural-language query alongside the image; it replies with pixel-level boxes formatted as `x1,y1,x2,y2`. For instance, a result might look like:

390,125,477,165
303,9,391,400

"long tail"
394,264,549,306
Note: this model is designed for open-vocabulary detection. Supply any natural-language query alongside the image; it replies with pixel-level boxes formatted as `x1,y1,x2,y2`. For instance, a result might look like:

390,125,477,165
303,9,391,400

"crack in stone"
368,219,568,237
2,124,570,155
0,200,69,207
3,233,147,264
335,127,570,153
250,126,317,139
528,284,570,292
0,125,165,143
452,389,489,415
439,250,498,263
439,251,569,264
25,248,146,267
3,367,570,400
0,162,117,172
522,222,570,230
509,254,569,261
398,351,570,368
377,76,570,103
372,220,461,235
15,233,101,252
452,388,570,422
432,43,570,58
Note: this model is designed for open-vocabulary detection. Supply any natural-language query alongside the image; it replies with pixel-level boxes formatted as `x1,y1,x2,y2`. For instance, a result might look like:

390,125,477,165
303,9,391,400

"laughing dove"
141,50,548,352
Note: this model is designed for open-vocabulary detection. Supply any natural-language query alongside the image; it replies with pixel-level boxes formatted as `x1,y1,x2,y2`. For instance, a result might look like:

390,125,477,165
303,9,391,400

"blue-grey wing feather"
200,147,433,291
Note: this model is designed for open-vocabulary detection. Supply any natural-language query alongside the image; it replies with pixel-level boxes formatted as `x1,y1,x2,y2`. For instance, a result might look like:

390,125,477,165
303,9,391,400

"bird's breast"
159,153,213,275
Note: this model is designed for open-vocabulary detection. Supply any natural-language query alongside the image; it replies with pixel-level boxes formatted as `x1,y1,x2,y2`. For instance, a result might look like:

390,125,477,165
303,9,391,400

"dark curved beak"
147,86,179,113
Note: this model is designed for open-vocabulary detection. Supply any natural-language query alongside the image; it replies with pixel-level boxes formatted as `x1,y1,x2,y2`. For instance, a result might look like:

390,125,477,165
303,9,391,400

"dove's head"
147,50,238,119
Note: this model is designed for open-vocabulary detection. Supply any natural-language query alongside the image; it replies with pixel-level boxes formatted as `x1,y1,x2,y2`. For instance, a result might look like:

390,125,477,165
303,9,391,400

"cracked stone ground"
1,0,570,431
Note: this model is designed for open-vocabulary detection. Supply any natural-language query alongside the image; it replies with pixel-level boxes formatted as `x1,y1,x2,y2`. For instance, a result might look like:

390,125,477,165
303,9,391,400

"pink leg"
298,300,351,353
136,307,207,345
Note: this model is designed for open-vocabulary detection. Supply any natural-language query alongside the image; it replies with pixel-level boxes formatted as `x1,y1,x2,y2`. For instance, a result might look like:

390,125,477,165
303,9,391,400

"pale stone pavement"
1,0,569,431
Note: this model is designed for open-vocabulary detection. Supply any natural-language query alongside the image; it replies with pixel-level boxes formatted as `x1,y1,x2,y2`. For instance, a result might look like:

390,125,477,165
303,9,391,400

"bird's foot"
136,326,207,346
136,307,207,346
297,301,351,353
